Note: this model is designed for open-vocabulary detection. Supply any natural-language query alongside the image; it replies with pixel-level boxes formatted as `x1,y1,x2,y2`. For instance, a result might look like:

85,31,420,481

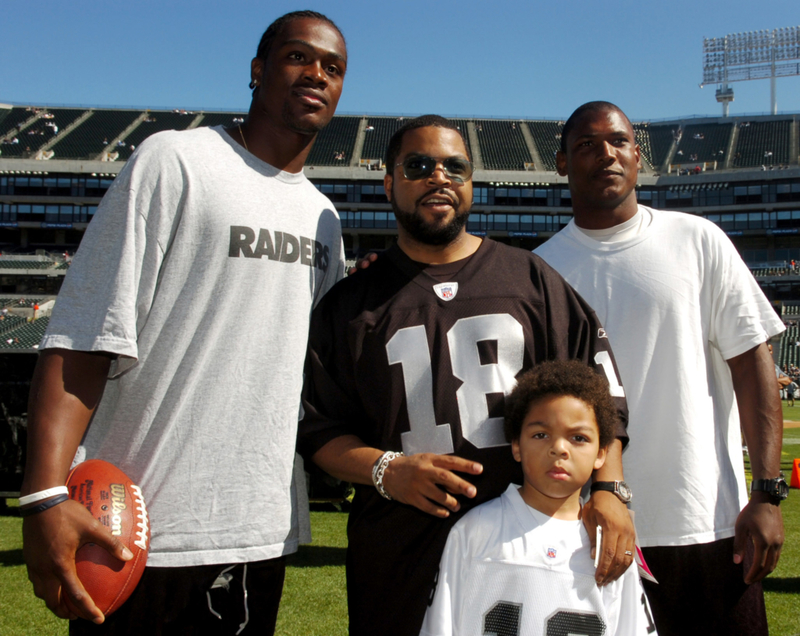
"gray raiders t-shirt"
41,126,343,566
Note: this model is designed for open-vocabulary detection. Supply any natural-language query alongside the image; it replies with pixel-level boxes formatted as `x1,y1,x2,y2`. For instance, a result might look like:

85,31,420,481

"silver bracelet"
372,451,404,500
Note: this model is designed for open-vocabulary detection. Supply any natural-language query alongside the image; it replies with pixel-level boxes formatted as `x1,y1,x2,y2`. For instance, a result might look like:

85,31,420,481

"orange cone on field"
791,458,800,489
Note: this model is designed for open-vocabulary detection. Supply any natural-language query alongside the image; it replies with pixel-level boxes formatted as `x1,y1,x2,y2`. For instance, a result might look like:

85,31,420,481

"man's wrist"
750,474,789,504
372,451,404,500
590,480,632,504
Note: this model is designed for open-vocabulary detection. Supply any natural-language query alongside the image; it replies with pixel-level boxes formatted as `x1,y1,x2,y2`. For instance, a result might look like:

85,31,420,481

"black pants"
641,537,767,636
70,556,286,636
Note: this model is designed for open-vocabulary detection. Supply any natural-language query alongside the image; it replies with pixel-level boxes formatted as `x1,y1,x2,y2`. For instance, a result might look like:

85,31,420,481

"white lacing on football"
131,485,149,551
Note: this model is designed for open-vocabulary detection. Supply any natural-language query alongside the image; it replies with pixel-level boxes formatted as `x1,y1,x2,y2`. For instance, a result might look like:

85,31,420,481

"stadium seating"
0,315,25,335
196,112,244,129
51,110,141,159
0,316,49,350
0,260,54,270
783,303,800,316
361,117,404,162
780,325,800,368
307,116,361,166
1,108,86,158
448,119,473,162
733,120,793,168
751,267,791,277
2,106,795,178
0,107,39,138
633,123,656,171
673,123,733,164
527,121,562,172
643,124,676,171
115,111,200,160
360,117,472,165
475,120,531,171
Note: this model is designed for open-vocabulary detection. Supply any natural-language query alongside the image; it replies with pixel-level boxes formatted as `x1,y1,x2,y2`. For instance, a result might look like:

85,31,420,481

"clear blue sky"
2,0,798,122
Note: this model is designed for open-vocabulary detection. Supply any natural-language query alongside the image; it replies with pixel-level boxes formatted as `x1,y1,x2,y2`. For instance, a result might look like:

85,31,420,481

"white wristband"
18,486,69,507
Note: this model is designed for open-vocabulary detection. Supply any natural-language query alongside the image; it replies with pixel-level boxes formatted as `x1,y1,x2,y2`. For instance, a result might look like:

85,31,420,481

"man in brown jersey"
299,115,635,636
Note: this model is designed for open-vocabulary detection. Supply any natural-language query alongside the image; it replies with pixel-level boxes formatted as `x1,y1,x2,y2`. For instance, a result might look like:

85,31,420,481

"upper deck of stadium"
1,103,800,268
1,103,800,352
2,103,798,174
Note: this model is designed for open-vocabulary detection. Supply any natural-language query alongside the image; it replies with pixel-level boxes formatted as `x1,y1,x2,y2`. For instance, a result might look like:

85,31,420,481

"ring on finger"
624,550,633,556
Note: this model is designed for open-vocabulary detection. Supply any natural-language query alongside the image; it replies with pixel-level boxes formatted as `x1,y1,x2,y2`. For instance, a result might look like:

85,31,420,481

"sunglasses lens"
401,156,473,181
403,157,435,180
443,158,472,180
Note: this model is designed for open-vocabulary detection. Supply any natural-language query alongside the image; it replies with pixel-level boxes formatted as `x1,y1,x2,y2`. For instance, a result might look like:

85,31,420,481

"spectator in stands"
21,11,347,635
535,101,785,636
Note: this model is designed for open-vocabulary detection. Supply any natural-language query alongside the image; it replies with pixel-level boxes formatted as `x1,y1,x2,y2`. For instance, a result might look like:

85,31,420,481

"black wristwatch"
590,480,632,504
750,474,789,503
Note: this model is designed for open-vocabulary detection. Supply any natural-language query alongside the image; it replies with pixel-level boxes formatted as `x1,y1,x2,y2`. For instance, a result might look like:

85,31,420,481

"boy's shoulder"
455,484,519,531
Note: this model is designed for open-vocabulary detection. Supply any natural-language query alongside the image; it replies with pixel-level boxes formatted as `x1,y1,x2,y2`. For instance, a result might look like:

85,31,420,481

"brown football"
65,459,150,616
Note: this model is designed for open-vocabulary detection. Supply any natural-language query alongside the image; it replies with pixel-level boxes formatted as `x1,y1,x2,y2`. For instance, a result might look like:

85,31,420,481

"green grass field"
2,417,800,635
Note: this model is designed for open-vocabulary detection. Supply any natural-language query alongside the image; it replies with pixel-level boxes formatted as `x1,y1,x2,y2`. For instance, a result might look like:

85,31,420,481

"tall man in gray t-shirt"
20,10,347,635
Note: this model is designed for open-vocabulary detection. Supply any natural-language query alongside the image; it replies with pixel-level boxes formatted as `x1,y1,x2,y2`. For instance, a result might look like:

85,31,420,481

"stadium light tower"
701,26,800,116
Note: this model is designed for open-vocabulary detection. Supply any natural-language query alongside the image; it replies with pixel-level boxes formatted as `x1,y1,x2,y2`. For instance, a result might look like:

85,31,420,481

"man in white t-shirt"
535,101,786,635
20,11,347,635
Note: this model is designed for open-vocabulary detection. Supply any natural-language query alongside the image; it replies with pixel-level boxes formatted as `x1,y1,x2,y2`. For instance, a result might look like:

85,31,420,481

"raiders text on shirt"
229,225,330,271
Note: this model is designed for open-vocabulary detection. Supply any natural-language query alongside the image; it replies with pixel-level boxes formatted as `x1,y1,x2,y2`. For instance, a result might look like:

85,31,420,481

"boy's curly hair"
504,360,618,448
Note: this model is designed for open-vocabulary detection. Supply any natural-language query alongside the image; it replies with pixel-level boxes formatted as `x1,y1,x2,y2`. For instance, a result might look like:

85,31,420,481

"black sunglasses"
395,155,474,183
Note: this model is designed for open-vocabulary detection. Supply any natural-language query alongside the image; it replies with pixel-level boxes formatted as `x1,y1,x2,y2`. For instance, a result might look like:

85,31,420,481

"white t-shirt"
535,206,785,547
41,126,344,566
420,485,656,636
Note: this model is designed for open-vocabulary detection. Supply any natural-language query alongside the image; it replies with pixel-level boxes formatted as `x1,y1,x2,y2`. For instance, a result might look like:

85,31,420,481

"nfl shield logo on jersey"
433,282,458,301
546,547,557,559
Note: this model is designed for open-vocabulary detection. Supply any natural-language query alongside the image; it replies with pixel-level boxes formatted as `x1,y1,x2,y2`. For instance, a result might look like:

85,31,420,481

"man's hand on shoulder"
382,453,483,518
347,252,378,276
23,498,133,623
734,492,784,584
582,491,636,586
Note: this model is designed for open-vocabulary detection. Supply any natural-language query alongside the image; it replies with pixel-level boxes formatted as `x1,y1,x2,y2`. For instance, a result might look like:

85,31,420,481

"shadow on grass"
762,577,800,594
0,548,24,566
287,545,346,568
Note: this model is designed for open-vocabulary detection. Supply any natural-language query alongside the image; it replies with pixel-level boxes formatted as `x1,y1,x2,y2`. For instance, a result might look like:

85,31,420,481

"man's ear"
511,439,521,463
384,174,393,202
593,445,608,471
555,151,568,177
250,57,263,85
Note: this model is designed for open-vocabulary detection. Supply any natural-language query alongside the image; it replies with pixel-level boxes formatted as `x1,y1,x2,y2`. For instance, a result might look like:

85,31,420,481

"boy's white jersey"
420,485,657,636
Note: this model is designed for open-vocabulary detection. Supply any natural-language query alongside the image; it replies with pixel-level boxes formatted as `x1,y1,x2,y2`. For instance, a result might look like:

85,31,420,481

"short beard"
390,187,470,246
281,104,328,136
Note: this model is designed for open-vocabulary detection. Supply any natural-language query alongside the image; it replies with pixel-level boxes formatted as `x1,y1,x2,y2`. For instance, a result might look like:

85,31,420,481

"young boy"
420,360,656,635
